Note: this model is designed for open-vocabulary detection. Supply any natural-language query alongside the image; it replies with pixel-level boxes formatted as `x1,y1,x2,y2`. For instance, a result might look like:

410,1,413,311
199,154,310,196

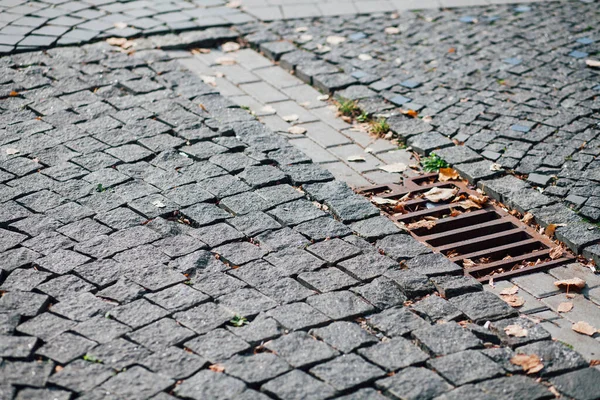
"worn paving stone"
516,340,588,376
427,349,504,385
376,367,453,400
413,321,482,356
265,331,339,368
261,369,338,400
449,291,518,323
309,353,385,392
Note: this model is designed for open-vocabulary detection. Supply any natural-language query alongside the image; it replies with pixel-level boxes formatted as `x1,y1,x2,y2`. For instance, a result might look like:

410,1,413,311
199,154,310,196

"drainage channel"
359,173,574,283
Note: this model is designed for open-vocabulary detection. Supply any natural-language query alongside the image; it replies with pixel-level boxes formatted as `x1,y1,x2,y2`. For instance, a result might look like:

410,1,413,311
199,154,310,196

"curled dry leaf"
384,26,400,34
295,26,308,32
282,114,299,122
454,199,483,210
287,126,306,135
438,167,459,182
400,109,418,118
500,285,519,295
215,57,236,65
572,321,597,336
423,187,459,202
107,37,127,46
261,105,276,113
191,48,211,54
407,220,436,230
462,258,476,268
504,324,528,337
9,90,18,97
544,223,566,237
379,163,407,173
554,277,586,291
114,22,127,29
300,34,313,42
490,163,503,171
371,197,398,205
200,75,217,87
152,200,166,208
347,155,366,162
317,94,329,101
511,354,544,374
586,59,600,68
502,294,525,308
326,35,346,45
549,246,563,260
557,302,573,313
468,194,488,206
208,364,225,373
221,42,241,52
522,212,534,224
489,277,495,288
358,54,372,61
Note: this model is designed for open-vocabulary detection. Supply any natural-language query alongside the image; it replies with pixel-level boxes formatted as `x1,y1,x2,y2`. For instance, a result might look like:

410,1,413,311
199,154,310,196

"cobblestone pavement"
1,28,600,399
235,0,600,260
0,0,555,55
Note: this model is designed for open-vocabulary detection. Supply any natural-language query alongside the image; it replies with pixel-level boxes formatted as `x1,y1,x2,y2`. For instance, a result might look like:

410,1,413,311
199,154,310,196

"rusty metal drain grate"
359,174,574,283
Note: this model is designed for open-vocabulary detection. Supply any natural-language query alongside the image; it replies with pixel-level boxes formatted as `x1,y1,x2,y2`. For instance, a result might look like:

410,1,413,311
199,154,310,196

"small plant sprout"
230,315,248,327
96,183,106,192
370,118,390,136
356,111,370,122
336,97,359,117
421,153,448,172
83,354,102,363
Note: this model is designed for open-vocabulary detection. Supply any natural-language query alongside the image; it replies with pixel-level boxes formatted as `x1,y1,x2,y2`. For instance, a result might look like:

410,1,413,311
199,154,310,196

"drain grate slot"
359,176,573,282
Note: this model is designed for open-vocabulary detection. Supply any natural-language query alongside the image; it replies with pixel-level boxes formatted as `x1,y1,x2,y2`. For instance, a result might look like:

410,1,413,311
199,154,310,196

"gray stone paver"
1,2,600,399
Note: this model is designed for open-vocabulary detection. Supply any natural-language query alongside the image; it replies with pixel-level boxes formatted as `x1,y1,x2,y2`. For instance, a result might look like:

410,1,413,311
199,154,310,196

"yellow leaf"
438,167,459,182
572,321,597,336
557,302,573,313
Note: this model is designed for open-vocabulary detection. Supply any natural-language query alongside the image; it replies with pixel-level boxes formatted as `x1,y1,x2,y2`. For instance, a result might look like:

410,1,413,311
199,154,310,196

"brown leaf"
548,386,561,398
371,197,398,206
554,278,586,291
463,258,476,268
521,212,534,224
209,364,225,372
379,163,407,173
557,302,573,313
449,208,461,217
407,220,436,230
545,223,566,237
9,90,18,97
502,294,525,308
468,194,488,206
504,324,528,337
510,354,544,374
438,167,459,182
500,285,519,295
400,109,418,118
454,199,483,210
423,187,459,203
586,59,600,68
448,47,456,53
572,321,597,336
590,360,600,366
549,246,563,260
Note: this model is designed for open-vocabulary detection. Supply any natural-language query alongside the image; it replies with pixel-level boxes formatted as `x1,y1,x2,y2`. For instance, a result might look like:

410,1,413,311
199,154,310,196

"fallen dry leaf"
106,37,127,46
208,364,225,373
489,277,495,288
586,59,600,68
384,26,400,34
438,167,459,182
463,258,476,268
317,94,329,101
300,34,313,42
522,212,534,224
454,199,483,210
295,26,308,32
502,294,525,308
504,324,528,337
400,109,418,118
358,54,372,61
557,302,573,313
590,360,600,366
347,155,366,162
215,57,236,65
544,223,566,237
326,35,346,45
287,126,306,135
423,187,459,202
221,42,240,52
572,321,597,336
549,246,563,260
554,277,586,291
548,386,561,398
407,220,436,230
113,22,127,29
152,200,166,208
371,197,398,205
510,354,544,374
282,114,299,122
490,163,502,171
379,163,407,173
9,90,18,97
500,285,519,295
468,194,488,206
191,48,211,54
6,148,19,155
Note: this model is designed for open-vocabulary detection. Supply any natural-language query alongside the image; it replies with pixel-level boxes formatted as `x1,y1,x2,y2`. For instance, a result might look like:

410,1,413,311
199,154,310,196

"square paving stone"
384,269,436,299
226,314,284,346
410,295,464,323
413,321,483,356
264,248,325,275
109,298,168,329
1,247,41,273
223,352,291,384
405,252,463,277
266,302,331,331
449,291,518,323
255,183,304,205
294,217,352,241
153,234,206,257
0,336,37,358
229,211,282,237
86,337,153,370
432,275,483,298
0,228,27,253
427,349,505,385
474,376,553,400
56,218,112,242
359,337,430,372
269,199,327,226
307,291,374,320
36,331,97,364
16,312,76,341
73,259,124,288
100,366,174,400
184,328,250,363
309,353,385,392
48,359,114,393
71,316,131,344
352,276,407,310
311,320,375,355
128,318,196,351
549,367,600,400
265,331,339,368
258,277,317,304
376,367,453,400
145,284,209,312
51,292,113,322
338,252,397,281
97,277,147,303
490,317,551,348
376,234,431,261
174,370,246,400
255,227,310,252
298,267,358,292
37,274,96,300
219,191,272,216
174,302,234,334
516,340,588,376
349,216,400,241
0,360,54,388
0,268,52,292
306,238,362,264
367,306,430,337
262,369,338,399
218,288,278,316
326,197,380,223
13,388,71,400
0,291,49,317
191,222,245,248
481,347,522,374
141,346,207,380
193,271,246,297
